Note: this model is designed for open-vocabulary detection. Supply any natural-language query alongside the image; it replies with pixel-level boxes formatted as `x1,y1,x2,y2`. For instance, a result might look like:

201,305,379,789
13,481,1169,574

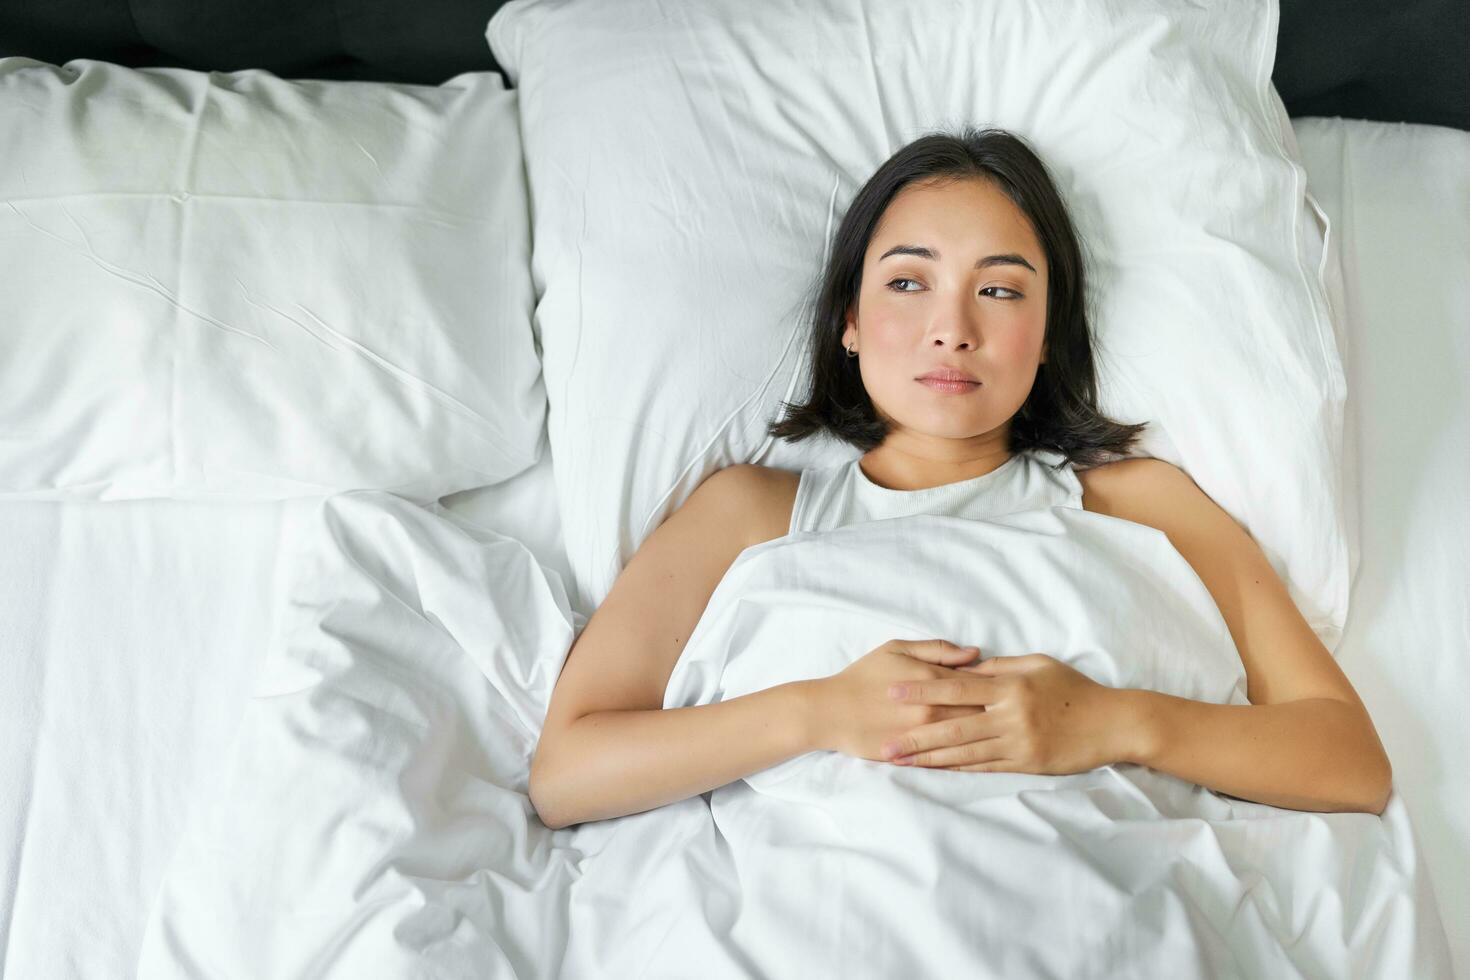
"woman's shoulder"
1074,454,1195,524
705,463,802,549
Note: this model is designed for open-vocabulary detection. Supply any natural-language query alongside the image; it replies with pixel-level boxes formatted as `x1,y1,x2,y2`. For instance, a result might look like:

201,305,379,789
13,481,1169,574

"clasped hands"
813,638,1132,775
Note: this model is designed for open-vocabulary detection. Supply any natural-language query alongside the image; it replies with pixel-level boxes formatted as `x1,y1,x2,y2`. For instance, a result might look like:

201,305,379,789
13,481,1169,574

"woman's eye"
886,279,1021,300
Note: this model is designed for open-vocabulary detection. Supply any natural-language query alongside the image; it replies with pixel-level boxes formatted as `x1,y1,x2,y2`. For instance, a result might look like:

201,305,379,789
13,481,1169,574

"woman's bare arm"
533,681,819,830
529,464,818,830
1078,457,1392,814
1115,689,1390,813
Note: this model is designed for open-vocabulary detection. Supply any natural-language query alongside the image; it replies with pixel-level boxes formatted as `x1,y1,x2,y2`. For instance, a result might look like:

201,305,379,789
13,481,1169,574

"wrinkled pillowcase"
0,58,545,503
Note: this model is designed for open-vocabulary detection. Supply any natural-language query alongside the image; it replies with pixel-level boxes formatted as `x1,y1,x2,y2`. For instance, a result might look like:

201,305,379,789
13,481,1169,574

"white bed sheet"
0,448,571,978
0,499,296,977
132,488,581,979
1,116,1466,977
132,479,1453,977
1292,115,1470,971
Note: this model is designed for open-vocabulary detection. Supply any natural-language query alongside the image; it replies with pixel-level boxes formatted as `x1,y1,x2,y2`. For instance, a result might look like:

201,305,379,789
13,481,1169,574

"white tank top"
788,447,1083,535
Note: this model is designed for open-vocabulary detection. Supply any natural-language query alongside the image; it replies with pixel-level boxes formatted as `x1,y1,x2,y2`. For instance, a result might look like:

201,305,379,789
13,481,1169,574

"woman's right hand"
809,639,988,762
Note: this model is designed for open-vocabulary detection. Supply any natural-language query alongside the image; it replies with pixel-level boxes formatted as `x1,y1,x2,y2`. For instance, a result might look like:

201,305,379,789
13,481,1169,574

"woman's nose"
929,294,982,349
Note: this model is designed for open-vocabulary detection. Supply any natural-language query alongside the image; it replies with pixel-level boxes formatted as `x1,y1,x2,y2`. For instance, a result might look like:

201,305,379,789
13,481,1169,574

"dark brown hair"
766,126,1146,470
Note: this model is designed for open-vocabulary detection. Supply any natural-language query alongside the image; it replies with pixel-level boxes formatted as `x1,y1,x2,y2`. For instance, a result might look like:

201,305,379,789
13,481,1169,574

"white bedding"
0,448,570,978
3,115,1468,977
622,512,1449,977
0,60,547,505
1293,115,1470,968
134,490,580,978
0,498,296,977
135,483,1455,976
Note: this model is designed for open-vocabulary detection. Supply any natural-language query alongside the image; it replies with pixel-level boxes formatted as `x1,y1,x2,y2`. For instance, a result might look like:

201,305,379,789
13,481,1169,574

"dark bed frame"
1,0,1465,131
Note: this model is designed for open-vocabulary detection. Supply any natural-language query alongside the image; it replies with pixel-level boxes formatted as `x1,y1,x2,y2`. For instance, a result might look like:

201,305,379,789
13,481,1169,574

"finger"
889,673,1000,706
962,655,1043,674
947,759,1016,772
883,712,999,760
896,736,1006,769
891,639,981,665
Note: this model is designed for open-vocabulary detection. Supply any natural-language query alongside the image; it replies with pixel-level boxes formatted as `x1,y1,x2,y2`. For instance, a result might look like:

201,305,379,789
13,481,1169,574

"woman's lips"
917,377,981,394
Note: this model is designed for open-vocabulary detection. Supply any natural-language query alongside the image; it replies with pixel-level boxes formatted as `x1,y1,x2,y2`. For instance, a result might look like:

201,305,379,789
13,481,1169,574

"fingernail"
882,742,901,757
888,684,906,699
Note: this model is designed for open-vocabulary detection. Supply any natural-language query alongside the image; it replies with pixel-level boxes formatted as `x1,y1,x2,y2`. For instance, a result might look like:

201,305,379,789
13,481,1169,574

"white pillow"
0,58,545,503
487,0,1350,650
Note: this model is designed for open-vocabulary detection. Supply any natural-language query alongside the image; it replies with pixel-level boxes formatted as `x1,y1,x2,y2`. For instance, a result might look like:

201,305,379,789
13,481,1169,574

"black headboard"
0,0,512,85
2,0,1466,132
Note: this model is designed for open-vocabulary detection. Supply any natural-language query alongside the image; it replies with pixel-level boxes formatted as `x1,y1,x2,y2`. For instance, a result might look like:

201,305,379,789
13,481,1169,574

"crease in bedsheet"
365,822,576,906
3,201,278,351
234,286,526,456
358,866,568,971
1039,788,1393,976
310,495,566,739
349,139,386,182
153,491,588,969
687,815,751,962
623,808,739,980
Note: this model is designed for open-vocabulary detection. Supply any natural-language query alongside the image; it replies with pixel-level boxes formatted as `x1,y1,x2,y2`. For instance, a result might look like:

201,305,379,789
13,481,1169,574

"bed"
2,1,1466,977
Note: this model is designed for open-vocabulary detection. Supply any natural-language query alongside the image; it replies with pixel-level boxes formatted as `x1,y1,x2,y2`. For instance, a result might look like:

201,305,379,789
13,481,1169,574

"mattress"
1,115,1467,977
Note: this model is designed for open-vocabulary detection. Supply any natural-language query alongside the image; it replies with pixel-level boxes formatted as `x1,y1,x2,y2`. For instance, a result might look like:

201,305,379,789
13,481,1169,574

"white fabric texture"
0,463,580,980
486,0,1352,653
439,432,587,633
4,113,1466,979
0,59,545,503
788,447,1078,534
128,481,1454,978
134,491,580,978
0,498,299,979
628,507,1450,978
1292,115,1470,972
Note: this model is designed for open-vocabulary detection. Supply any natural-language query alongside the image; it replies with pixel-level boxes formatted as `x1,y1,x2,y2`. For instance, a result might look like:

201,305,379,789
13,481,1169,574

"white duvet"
137,492,1453,979
136,492,582,978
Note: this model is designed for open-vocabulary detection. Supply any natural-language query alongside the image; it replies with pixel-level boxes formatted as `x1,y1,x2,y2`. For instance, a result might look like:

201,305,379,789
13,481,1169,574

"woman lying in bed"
527,127,1392,831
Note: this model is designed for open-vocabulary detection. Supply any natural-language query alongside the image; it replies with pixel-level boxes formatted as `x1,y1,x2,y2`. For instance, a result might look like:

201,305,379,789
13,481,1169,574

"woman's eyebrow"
878,243,1037,274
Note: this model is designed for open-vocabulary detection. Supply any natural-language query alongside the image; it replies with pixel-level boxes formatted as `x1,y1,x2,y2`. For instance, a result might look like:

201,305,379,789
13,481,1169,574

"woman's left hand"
880,653,1130,774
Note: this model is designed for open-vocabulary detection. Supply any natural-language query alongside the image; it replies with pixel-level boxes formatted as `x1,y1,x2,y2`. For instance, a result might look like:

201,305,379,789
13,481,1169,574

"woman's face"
842,176,1049,450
